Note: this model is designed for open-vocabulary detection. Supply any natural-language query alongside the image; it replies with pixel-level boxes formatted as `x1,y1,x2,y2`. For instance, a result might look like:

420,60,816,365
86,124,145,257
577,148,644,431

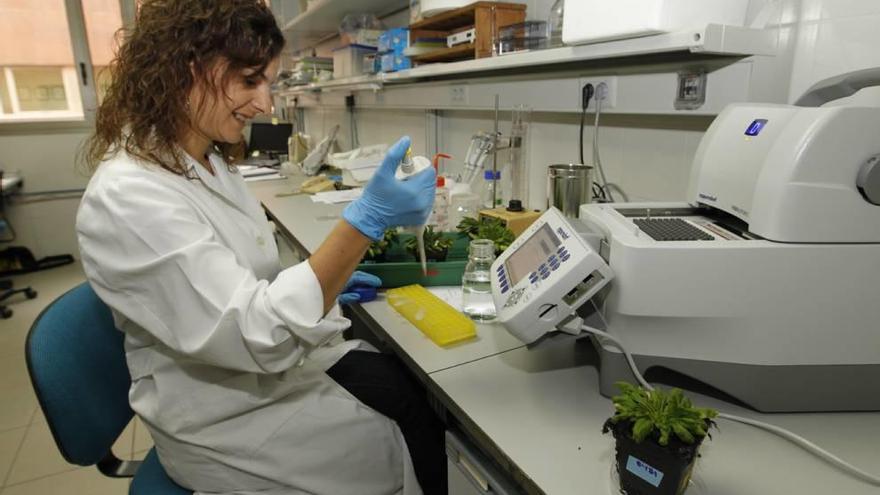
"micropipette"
396,148,433,275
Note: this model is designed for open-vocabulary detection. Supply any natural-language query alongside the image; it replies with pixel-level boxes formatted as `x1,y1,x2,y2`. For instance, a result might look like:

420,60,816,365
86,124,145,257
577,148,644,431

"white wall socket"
578,76,617,110
450,84,468,105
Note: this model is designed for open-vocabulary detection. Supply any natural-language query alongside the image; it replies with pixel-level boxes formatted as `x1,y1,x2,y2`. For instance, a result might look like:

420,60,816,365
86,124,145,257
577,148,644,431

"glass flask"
462,239,497,321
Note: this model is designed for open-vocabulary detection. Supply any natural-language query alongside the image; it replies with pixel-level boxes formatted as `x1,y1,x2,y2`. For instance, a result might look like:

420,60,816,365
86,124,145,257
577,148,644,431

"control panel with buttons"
491,207,613,344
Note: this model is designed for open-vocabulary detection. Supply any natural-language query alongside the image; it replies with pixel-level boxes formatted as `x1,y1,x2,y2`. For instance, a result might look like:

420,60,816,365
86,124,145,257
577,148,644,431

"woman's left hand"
338,271,382,304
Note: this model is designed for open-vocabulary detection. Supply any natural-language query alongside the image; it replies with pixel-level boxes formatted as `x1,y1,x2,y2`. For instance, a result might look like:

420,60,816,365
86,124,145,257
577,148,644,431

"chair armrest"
97,452,143,478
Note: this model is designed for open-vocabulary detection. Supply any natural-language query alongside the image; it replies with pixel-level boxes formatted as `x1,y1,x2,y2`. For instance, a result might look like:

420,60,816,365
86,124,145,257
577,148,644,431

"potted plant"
455,216,515,256
363,228,399,263
602,382,718,495
404,225,454,262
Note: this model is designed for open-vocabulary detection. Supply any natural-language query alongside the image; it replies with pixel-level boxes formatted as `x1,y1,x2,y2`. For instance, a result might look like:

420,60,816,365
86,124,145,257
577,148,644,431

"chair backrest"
26,282,134,466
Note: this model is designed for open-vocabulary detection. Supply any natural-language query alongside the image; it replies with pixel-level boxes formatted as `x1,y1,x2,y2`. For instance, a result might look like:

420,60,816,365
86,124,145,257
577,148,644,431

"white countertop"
249,173,880,495
433,341,880,495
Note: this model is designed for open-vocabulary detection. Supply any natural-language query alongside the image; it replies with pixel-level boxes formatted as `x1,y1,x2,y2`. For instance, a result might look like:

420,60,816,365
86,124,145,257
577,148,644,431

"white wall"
304,105,712,208
0,125,89,259
6,0,880,259
786,0,880,106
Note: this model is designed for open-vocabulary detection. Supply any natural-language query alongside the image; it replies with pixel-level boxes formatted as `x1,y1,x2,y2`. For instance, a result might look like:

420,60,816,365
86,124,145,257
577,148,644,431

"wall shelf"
283,0,408,52
278,23,777,97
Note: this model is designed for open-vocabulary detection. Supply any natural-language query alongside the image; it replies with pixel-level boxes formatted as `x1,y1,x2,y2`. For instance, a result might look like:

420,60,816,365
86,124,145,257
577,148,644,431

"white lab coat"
76,150,421,495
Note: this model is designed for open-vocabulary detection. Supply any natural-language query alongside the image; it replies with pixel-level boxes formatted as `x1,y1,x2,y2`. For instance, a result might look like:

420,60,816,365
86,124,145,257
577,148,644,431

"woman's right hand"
342,136,437,240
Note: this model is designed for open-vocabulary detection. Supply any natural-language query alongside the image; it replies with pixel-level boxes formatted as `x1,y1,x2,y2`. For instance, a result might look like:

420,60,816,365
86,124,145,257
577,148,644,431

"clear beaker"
462,239,497,321
448,186,481,230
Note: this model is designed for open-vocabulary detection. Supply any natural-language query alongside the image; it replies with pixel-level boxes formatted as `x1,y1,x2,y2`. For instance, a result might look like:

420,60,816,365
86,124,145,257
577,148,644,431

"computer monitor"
248,122,292,157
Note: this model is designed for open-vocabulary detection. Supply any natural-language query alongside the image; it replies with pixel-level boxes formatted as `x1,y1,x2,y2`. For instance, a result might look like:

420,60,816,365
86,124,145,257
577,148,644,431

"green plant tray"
358,233,469,288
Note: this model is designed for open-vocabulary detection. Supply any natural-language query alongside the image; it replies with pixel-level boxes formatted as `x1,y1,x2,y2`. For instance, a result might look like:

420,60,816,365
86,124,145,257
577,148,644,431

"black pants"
326,351,447,495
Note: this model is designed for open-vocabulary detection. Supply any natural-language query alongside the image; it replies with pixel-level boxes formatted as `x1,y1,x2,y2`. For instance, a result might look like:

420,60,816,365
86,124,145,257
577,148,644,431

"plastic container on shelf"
339,29,383,47
496,21,549,55
332,44,377,79
547,0,564,47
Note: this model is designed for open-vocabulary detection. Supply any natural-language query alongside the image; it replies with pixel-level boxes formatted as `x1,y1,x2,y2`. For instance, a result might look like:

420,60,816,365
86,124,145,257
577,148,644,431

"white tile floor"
0,263,151,494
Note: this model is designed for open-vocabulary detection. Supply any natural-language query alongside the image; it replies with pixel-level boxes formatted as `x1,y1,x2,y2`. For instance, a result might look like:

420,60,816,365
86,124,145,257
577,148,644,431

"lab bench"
248,174,880,495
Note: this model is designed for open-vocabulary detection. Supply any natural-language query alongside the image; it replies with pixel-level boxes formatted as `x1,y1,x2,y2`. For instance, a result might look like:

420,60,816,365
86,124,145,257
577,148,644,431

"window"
0,0,129,123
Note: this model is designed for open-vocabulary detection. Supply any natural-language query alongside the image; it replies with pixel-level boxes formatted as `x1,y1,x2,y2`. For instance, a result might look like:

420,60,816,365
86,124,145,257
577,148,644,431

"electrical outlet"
578,76,617,110
450,84,468,105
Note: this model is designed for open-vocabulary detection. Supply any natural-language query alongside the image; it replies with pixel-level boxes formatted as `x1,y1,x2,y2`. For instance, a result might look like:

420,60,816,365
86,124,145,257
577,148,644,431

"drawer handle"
457,454,490,493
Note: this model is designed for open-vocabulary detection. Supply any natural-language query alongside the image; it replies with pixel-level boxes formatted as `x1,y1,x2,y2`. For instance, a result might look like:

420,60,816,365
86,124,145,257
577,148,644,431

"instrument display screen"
504,223,561,286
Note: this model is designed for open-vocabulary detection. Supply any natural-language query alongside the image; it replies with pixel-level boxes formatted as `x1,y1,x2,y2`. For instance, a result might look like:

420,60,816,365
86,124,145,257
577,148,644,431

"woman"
76,1,444,494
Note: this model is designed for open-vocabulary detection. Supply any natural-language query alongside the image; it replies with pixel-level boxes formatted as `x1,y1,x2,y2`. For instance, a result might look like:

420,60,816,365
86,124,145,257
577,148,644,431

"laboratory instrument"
562,0,749,45
490,207,612,342
396,148,434,275
480,170,501,209
505,105,530,210
460,132,496,186
546,164,593,218
461,100,533,221
493,68,880,412
462,239,498,321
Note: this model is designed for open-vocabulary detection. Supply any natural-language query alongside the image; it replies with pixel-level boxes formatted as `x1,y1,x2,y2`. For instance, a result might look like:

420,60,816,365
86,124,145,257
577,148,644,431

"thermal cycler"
491,69,880,413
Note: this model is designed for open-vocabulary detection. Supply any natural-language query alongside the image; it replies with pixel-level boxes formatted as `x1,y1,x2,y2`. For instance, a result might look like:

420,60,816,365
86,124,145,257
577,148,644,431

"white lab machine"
491,207,613,344
562,0,749,46
493,69,880,412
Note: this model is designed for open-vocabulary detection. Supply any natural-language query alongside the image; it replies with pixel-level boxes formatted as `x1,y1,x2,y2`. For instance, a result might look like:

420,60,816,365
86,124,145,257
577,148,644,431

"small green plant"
365,229,399,261
456,216,515,255
404,225,454,261
456,216,484,238
605,382,717,446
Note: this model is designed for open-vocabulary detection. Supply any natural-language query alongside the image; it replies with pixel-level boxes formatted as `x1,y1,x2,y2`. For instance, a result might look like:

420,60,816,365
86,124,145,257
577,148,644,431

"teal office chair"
26,282,192,495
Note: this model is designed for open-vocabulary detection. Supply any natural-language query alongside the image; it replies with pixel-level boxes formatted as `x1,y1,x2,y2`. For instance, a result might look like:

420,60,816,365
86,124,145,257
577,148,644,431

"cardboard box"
479,207,543,237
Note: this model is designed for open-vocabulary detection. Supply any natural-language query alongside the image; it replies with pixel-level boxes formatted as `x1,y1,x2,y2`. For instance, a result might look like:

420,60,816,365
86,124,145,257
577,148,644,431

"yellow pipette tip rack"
387,285,476,347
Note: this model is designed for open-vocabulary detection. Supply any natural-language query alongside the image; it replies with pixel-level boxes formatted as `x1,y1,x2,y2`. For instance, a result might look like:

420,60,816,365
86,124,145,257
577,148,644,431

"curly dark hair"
81,0,284,175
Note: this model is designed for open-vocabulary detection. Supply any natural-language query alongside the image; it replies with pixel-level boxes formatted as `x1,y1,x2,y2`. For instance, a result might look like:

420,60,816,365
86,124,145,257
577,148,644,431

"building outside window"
0,0,125,122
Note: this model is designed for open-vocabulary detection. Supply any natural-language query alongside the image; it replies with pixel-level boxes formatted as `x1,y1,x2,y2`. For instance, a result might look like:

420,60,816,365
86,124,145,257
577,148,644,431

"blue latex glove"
343,136,437,240
338,271,382,304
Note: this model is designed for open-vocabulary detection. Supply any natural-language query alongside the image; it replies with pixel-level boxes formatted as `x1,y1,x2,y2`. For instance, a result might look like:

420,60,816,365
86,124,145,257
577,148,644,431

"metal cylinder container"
546,164,594,218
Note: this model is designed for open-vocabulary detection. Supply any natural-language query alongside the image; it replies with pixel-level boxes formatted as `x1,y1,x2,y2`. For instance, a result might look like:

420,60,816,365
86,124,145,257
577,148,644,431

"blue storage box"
380,52,412,73
392,53,412,71
379,27,410,53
